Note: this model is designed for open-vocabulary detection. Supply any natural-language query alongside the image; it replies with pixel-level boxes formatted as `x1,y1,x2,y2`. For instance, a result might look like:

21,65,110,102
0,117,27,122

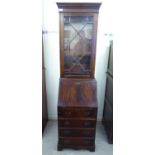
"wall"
42,0,113,120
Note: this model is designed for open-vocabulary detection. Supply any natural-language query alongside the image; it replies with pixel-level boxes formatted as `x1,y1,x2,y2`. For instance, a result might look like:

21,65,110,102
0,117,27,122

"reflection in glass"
64,16,93,76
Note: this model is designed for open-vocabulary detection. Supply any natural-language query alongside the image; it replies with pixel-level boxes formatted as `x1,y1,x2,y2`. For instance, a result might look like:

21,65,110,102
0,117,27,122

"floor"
42,121,113,155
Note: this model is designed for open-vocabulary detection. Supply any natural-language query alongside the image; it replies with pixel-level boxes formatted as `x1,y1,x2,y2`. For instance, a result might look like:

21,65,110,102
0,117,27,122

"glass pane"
64,16,93,76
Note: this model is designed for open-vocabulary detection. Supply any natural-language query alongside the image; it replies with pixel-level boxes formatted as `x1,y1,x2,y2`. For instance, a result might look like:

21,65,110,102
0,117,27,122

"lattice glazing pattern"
64,16,93,76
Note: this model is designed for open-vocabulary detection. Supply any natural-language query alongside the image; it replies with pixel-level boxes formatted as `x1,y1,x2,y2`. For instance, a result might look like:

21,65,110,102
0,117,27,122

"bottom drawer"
59,137,94,146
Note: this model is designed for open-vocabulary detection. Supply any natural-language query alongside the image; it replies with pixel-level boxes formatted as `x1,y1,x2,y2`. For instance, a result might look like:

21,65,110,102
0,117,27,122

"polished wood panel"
58,78,97,107
57,3,101,12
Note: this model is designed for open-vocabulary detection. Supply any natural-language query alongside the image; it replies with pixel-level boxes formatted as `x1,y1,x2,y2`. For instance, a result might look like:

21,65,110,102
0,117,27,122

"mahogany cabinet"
57,3,101,151
58,78,97,151
102,40,113,143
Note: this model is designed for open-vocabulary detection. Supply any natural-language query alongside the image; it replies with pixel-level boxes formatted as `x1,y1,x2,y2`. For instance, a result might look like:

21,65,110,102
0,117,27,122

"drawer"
59,128,95,137
58,119,96,128
58,107,97,118
59,137,94,146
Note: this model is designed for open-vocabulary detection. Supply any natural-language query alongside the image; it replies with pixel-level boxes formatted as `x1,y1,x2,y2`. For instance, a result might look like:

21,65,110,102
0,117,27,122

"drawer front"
58,108,97,118
59,128,95,137
59,137,94,146
58,119,96,128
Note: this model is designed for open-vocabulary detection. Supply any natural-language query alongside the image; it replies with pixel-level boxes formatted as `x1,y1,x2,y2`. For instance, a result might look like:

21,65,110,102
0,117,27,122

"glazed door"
60,13,98,78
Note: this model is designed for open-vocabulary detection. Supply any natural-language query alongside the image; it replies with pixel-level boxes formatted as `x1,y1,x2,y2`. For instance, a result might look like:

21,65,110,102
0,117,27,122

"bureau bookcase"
57,3,101,151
